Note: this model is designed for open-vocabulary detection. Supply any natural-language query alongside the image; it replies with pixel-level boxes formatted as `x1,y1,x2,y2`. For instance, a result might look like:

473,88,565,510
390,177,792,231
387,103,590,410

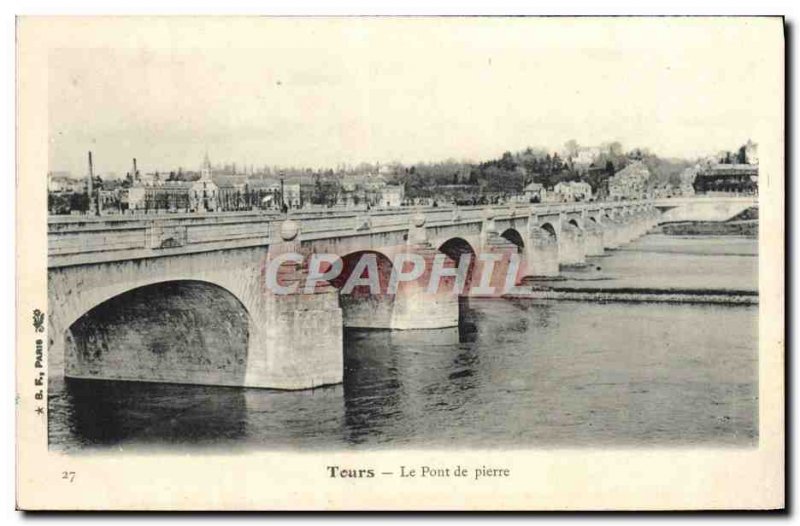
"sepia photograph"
16,14,784,510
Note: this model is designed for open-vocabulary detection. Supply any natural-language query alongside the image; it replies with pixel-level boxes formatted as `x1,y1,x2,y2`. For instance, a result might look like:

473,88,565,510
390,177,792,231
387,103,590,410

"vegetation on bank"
386,143,692,200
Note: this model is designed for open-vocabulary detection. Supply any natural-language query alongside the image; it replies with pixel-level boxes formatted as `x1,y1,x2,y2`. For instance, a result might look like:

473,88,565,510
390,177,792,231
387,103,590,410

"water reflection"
57,379,249,448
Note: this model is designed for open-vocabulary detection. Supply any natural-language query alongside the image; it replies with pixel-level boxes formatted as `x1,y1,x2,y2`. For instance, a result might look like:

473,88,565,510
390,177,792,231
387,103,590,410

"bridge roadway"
47,196,755,390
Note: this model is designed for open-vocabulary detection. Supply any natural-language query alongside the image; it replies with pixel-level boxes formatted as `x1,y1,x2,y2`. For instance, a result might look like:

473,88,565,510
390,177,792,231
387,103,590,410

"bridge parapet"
48,200,656,268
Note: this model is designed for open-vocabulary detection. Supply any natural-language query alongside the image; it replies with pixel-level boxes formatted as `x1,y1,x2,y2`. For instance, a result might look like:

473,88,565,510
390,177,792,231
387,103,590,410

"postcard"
16,16,784,510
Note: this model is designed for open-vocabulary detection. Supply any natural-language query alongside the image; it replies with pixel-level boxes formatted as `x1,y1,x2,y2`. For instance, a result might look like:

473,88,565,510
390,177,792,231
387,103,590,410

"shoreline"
505,286,757,306
656,214,758,237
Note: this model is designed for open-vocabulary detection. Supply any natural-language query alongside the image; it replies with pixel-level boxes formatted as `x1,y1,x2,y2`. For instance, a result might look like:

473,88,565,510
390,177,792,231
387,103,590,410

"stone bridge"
47,200,665,390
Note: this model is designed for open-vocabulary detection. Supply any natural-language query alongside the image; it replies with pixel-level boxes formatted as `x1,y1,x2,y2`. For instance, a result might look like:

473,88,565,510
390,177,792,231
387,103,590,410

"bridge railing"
48,200,656,263
49,225,150,256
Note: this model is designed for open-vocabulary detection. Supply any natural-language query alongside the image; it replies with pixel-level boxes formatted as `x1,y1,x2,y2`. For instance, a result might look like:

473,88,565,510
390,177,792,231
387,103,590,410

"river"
48,233,758,452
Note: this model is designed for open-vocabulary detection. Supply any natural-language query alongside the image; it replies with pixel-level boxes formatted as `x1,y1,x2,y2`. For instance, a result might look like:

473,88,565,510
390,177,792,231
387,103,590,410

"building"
244,179,282,210
186,154,219,212
553,181,592,202
189,179,218,212
138,172,164,187
282,183,302,208
522,182,545,203
97,189,122,213
214,174,249,211
124,185,147,211
339,190,370,208
153,182,193,211
608,161,650,200
693,164,758,195
48,172,83,193
119,154,219,213
380,184,405,207
336,174,387,208
570,147,602,169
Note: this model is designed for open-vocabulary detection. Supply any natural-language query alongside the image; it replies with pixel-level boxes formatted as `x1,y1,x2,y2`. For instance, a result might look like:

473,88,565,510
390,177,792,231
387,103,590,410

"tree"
48,193,71,215
68,192,90,213
552,153,564,173
737,145,747,164
498,151,516,171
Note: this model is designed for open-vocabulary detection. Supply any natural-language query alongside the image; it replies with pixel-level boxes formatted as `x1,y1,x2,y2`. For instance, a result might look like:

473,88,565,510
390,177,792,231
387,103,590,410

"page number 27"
61,471,76,483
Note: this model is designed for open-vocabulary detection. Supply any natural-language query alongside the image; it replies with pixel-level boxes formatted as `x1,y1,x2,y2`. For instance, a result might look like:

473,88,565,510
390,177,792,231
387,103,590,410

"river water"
48,234,758,452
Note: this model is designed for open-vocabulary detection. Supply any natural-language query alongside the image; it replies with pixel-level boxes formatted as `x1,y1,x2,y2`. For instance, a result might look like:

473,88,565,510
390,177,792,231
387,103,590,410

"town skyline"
48,139,754,179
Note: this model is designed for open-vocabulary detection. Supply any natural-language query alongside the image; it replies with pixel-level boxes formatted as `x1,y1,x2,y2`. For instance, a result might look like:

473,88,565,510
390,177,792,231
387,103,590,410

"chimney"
87,151,98,215
87,151,94,194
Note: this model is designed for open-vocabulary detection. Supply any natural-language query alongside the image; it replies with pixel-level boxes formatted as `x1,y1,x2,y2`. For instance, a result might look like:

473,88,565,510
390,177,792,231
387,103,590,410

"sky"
47,17,776,177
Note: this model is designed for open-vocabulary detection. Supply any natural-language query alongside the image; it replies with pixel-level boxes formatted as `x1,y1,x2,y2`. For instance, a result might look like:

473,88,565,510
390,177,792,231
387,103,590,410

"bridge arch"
439,237,477,261
326,250,396,329
540,222,558,241
328,250,395,296
63,279,253,385
436,237,478,336
50,268,259,343
437,237,478,294
500,228,525,253
567,218,583,230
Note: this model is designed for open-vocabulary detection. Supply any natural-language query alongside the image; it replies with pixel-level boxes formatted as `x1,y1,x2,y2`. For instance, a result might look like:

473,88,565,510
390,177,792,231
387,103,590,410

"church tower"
201,152,213,181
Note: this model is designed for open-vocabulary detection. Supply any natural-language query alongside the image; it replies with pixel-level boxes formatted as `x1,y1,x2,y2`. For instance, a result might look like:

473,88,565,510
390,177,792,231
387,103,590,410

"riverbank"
657,220,757,236
508,287,758,305
513,233,758,305
656,206,758,236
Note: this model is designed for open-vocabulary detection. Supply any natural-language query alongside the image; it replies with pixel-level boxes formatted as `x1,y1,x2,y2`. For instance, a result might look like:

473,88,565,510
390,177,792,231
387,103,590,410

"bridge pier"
524,214,559,277
333,249,396,329
525,231,559,277
558,220,586,266
392,214,461,329
618,213,638,246
242,220,346,390
601,217,620,250
340,213,460,330
583,220,605,256
339,294,395,329
483,235,527,291
390,276,460,329
259,289,344,389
